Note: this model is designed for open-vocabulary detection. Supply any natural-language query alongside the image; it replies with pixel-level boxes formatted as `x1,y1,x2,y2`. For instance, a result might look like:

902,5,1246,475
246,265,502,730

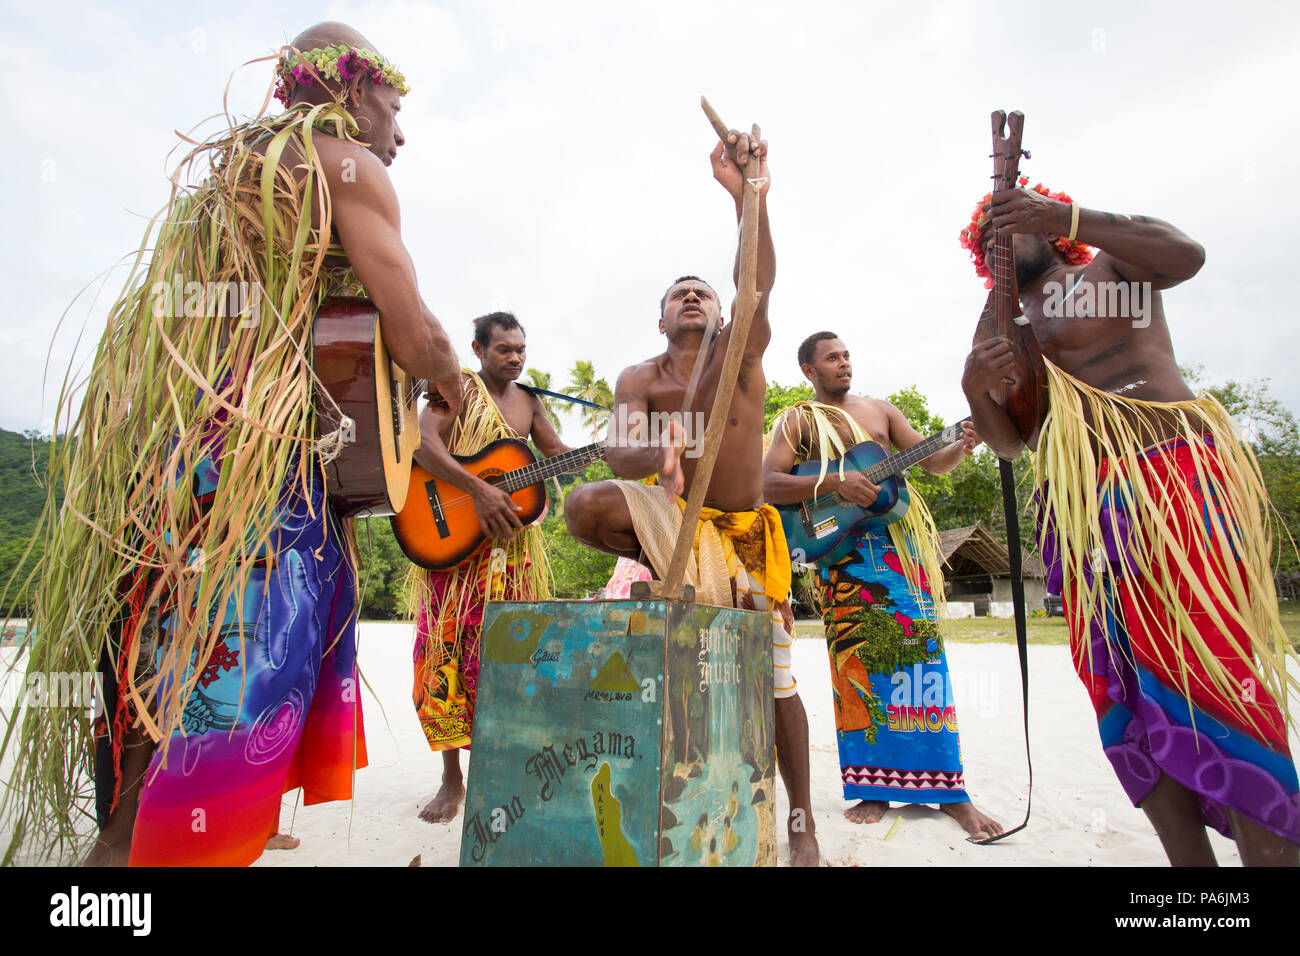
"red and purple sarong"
1040,437,1299,844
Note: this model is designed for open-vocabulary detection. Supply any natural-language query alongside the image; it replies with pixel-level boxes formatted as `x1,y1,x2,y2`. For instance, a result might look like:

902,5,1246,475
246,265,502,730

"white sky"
2,0,1297,443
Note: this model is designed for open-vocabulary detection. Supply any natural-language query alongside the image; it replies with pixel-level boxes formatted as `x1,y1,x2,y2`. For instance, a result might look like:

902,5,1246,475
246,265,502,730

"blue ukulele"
777,418,971,566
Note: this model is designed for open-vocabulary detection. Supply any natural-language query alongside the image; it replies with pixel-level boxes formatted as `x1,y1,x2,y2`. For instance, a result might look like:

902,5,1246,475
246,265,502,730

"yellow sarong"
615,482,797,697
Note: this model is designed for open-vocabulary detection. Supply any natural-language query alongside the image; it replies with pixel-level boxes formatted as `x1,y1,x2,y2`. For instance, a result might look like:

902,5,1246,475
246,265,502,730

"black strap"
517,384,611,412
970,457,1033,845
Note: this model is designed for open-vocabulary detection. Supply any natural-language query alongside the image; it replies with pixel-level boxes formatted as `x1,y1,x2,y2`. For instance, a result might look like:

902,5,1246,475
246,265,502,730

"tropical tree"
541,461,617,596
885,385,1037,541
764,381,815,432
354,518,409,619
523,368,564,430
563,360,614,440
1183,365,1300,580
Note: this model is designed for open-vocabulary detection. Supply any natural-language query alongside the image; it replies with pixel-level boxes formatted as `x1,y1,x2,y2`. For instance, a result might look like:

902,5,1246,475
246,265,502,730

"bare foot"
941,801,1003,841
265,832,300,850
789,815,820,867
844,800,889,824
419,776,466,824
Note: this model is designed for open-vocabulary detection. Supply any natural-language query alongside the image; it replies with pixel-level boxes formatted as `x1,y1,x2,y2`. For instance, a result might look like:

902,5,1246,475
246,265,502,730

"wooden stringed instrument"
777,418,972,566
974,110,1048,443
391,437,607,570
313,297,424,517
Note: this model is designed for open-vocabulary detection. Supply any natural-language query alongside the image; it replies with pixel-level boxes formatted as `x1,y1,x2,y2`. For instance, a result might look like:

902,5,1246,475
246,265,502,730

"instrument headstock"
990,110,1028,192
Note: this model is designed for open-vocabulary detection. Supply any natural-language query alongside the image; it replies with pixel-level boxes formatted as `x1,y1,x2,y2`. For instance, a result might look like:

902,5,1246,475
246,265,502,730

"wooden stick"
677,98,732,417
700,96,730,142
661,100,764,601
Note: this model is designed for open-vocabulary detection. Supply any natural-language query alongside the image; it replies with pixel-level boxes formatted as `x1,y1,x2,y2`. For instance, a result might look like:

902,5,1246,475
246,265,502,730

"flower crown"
959,176,1094,289
274,44,410,107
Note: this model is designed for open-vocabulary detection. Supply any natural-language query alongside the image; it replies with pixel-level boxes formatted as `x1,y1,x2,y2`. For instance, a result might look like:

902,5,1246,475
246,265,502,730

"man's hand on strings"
710,130,770,204
983,187,1070,238
835,471,880,509
957,420,981,456
426,372,464,417
470,479,524,540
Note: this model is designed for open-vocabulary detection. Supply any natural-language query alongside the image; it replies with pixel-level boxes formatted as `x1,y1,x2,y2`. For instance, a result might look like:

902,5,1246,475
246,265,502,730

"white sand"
251,623,1297,867
5,626,1295,867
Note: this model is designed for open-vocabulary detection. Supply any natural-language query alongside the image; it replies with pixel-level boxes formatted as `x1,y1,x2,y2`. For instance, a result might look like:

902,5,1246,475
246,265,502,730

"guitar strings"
803,421,971,506
408,445,605,512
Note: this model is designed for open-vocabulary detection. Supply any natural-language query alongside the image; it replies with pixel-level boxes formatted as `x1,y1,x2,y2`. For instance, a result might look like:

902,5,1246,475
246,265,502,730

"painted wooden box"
460,598,776,866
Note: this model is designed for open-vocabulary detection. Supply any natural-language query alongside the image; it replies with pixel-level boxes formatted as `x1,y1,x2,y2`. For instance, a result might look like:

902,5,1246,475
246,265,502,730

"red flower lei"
959,176,1095,289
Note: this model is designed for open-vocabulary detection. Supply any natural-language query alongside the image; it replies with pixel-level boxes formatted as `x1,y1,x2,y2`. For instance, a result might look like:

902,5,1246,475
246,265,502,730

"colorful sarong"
1040,436,1300,842
1036,360,1300,844
409,370,549,751
817,527,970,804
614,481,797,697
96,467,366,867
413,545,536,750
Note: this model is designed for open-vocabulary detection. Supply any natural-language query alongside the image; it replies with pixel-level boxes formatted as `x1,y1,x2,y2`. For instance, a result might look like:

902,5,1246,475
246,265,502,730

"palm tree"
563,360,614,440
524,368,564,429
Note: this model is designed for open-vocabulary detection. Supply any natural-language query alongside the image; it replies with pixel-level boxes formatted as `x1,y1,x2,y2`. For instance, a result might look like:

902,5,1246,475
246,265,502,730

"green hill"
0,429,60,614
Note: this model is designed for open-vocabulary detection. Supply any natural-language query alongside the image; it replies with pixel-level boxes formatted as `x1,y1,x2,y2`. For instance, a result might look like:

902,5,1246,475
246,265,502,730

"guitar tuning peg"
1021,149,1032,159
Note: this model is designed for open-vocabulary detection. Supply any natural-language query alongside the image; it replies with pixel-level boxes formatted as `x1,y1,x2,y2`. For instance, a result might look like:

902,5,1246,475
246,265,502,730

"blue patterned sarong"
817,527,970,804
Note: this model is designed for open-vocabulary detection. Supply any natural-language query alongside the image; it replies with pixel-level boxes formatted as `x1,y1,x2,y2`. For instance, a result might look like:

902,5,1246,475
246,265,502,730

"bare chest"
803,404,887,462
491,388,535,439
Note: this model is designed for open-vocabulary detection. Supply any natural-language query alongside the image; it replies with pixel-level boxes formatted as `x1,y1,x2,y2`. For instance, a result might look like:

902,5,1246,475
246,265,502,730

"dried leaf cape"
1,96,368,863
1036,360,1299,738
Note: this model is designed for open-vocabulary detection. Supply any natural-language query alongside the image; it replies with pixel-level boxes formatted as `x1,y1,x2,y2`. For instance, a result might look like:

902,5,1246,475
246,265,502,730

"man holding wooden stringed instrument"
399,311,594,825
564,129,821,867
0,22,465,867
960,138,1300,865
762,332,1003,842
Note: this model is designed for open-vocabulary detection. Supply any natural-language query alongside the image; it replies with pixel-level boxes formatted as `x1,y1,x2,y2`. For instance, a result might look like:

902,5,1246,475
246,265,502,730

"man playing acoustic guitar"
409,312,573,824
1,22,464,867
762,332,1002,841
961,180,1300,865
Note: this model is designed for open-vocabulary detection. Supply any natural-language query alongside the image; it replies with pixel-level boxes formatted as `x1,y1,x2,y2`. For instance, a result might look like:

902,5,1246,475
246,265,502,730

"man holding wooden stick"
565,125,820,866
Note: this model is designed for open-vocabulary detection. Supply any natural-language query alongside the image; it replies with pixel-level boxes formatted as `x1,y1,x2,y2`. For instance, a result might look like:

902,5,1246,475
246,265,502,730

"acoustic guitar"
313,297,424,517
391,437,607,570
777,419,970,566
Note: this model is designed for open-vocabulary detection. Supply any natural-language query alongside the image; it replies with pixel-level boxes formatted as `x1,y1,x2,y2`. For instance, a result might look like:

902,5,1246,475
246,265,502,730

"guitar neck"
991,231,1017,333
862,421,969,483
989,110,1024,336
501,442,607,493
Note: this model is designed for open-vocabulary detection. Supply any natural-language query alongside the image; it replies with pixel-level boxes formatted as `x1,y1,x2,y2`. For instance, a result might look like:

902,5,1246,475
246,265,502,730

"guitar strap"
517,384,611,412
970,456,1033,845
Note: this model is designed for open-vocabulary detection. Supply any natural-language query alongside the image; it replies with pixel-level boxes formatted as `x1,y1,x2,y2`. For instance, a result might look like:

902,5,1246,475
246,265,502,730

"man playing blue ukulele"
762,331,1002,839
